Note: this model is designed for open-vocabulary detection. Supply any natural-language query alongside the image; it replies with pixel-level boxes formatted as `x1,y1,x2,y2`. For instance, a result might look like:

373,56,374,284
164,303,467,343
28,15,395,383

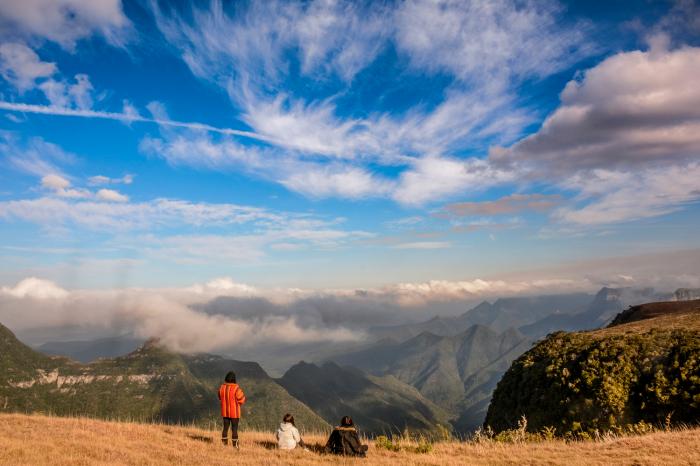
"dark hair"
340,416,353,427
224,371,236,383
283,413,295,426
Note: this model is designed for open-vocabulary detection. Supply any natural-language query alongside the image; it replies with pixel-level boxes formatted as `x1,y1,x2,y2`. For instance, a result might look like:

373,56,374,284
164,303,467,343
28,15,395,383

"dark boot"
221,438,228,446
232,439,239,449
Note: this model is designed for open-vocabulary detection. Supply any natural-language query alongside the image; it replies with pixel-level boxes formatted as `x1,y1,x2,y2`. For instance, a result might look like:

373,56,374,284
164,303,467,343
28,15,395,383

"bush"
375,435,401,452
412,440,433,454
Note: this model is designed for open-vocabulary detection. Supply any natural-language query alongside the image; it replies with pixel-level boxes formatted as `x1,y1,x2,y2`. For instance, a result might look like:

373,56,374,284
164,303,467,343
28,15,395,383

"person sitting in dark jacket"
324,416,368,457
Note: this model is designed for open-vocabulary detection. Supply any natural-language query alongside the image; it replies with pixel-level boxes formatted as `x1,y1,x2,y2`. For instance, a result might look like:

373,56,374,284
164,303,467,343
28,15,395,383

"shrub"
375,435,401,452
412,440,433,454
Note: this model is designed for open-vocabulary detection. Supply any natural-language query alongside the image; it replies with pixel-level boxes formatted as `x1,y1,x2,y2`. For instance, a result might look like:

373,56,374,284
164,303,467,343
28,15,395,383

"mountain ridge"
0,322,328,431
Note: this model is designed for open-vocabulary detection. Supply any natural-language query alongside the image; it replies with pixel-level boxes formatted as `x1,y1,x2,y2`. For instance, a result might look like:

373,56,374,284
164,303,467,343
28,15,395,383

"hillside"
330,325,532,431
1,414,699,465
278,361,451,435
485,300,700,435
0,323,327,431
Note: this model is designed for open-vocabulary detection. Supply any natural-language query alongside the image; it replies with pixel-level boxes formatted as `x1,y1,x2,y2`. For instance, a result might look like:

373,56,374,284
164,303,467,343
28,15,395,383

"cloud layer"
3,246,699,352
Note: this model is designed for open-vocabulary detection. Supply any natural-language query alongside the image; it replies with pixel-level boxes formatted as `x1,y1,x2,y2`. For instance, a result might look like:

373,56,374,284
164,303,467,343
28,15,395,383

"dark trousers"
222,417,240,440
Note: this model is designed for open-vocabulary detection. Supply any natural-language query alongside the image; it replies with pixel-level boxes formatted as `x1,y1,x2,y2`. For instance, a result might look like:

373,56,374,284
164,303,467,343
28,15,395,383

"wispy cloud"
554,162,700,225
141,0,594,204
88,174,134,186
1,133,77,177
393,0,594,88
392,241,451,250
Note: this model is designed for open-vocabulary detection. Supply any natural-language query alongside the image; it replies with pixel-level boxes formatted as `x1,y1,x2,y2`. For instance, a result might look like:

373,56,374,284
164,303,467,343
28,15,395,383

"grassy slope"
1,413,699,466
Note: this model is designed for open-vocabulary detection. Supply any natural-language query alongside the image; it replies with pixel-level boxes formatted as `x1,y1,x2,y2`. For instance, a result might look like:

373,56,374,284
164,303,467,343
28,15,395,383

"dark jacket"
324,426,368,457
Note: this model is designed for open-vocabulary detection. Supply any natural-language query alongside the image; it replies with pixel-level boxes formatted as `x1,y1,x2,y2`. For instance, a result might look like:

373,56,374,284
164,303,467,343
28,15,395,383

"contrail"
0,101,270,142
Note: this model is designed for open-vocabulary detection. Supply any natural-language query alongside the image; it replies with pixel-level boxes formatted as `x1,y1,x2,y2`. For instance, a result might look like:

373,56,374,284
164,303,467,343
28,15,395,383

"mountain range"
6,286,698,435
329,325,532,431
1,322,451,435
278,361,450,435
0,323,327,431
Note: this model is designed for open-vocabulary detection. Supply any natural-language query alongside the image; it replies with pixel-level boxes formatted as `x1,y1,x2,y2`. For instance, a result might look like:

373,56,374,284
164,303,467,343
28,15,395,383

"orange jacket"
218,383,246,418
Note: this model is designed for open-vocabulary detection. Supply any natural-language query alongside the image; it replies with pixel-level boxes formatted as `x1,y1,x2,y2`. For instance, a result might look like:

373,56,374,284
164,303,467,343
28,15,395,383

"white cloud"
0,279,361,353
280,165,392,199
0,42,55,91
40,173,90,199
144,0,588,205
236,87,531,164
0,196,276,231
493,42,700,172
88,174,134,185
96,188,128,203
238,94,372,159
187,277,260,297
554,162,700,225
88,174,134,186
38,73,94,110
139,131,268,171
40,173,70,190
393,0,593,88
140,128,394,200
0,277,68,299
0,0,131,50
1,248,698,349
1,133,77,177
393,156,514,206
0,188,371,263
151,0,388,87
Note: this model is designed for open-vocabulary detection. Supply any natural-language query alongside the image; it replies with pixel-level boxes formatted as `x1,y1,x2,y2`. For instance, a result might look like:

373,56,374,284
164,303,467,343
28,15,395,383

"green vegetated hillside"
0,323,328,432
331,325,532,432
278,361,451,436
485,300,700,435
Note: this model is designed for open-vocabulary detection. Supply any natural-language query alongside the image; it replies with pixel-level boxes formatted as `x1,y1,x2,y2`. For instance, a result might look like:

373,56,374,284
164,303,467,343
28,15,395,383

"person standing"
218,371,246,449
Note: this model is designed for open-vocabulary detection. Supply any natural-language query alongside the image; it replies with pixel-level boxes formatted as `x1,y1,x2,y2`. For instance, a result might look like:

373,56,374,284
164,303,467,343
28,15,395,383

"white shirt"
276,422,301,450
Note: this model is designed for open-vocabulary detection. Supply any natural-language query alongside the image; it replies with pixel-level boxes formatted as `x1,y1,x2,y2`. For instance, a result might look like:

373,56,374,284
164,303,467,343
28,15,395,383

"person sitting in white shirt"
276,413,306,450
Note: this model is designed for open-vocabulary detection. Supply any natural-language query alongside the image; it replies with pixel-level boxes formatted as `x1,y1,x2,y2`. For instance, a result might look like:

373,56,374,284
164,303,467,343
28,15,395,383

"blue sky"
0,0,699,296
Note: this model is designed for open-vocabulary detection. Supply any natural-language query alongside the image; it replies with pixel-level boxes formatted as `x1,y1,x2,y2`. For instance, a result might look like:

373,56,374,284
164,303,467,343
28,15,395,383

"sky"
0,0,699,349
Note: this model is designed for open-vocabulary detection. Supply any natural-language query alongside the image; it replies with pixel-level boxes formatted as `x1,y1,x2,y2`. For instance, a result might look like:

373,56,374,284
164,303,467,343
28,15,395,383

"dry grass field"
1,414,699,465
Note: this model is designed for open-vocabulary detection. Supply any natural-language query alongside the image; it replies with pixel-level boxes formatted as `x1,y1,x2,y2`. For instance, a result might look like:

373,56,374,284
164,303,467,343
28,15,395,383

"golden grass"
1,414,699,465
590,311,700,338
